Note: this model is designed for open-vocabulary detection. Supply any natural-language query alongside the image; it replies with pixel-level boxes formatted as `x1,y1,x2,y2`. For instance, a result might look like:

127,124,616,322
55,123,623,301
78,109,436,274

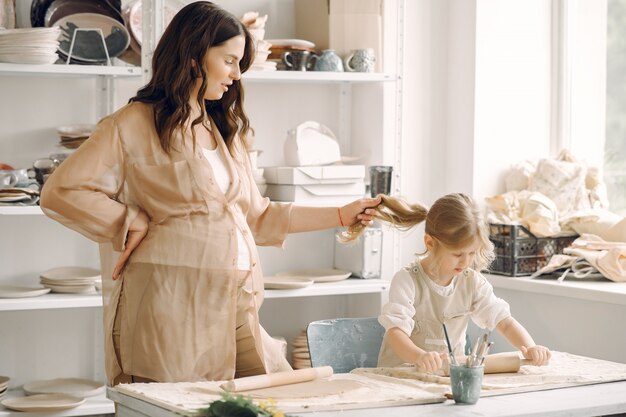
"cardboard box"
294,0,383,72
329,0,383,72
264,165,365,185
294,0,329,51
265,182,365,205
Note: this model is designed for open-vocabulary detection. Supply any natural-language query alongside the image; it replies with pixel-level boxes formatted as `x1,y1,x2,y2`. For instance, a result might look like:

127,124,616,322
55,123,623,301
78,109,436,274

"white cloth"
379,264,511,337
202,147,251,271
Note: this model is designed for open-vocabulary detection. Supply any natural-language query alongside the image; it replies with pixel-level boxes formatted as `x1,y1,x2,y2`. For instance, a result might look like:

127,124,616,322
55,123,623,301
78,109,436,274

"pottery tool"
442,323,458,365
220,366,333,392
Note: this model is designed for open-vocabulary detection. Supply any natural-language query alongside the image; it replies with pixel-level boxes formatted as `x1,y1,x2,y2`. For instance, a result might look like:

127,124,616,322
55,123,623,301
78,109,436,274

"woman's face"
200,35,246,100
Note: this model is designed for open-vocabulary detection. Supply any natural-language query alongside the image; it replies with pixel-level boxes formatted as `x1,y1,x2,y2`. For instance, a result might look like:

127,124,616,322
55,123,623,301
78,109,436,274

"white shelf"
0,389,114,417
243,70,395,83
485,273,626,306
0,293,102,312
0,63,142,77
0,206,42,215
265,278,388,299
0,280,388,311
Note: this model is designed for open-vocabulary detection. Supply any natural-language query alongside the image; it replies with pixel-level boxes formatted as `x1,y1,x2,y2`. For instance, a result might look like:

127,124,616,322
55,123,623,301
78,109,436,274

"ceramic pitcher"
344,48,376,72
314,49,344,72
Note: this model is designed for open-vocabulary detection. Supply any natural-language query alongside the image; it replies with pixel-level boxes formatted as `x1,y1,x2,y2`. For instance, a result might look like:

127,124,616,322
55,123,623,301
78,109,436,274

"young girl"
342,193,551,372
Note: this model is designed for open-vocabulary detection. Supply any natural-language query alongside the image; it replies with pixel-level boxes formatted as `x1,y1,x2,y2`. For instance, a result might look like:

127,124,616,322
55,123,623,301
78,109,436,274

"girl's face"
199,35,245,100
426,235,480,280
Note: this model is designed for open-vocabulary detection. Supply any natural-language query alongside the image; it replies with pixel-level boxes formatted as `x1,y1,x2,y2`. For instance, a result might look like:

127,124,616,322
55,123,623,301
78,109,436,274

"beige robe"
40,101,293,384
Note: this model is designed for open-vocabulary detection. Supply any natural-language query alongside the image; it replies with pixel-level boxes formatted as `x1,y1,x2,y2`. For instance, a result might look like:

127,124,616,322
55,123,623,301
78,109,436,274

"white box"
264,165,365,185
265,182,365,206
334,227,382,278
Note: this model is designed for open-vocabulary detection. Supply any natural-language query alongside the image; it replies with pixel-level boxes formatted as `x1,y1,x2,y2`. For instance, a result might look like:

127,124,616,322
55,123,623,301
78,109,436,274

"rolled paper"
220,366,334,392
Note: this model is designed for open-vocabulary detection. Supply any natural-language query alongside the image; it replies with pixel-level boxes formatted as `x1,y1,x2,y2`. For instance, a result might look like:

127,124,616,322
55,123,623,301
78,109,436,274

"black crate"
488,224,578,277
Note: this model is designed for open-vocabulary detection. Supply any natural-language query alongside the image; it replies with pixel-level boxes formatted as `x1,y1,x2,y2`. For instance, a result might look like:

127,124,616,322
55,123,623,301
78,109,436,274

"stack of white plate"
0,27,60,65
0,376,9,398
40,267,100,294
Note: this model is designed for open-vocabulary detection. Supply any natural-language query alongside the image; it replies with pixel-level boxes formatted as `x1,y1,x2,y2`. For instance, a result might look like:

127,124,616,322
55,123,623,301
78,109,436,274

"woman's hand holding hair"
521,345,551,366
339,195,382,227
112,210,149,280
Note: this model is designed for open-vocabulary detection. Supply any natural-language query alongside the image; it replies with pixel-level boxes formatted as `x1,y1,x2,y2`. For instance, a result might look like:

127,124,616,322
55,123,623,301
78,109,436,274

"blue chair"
306,317,385,373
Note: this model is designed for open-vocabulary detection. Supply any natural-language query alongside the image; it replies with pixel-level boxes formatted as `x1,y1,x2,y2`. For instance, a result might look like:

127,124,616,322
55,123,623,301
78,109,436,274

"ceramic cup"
282,50,318,71
344,48,376,73
369,165,393,197
450,364,484,404
0,169,32,188
32,158,57,186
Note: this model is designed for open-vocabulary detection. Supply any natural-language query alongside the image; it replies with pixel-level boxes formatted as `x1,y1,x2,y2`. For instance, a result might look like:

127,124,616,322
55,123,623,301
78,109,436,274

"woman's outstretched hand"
339,195,382,226
112,210,149,280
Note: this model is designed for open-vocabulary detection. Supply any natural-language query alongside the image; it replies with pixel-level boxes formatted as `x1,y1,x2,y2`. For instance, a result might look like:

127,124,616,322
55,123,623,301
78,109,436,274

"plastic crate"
488,224,578,277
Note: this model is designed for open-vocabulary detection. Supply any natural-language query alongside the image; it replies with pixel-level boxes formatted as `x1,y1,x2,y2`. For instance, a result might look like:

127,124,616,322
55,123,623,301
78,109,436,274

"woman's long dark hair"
130,1,255,155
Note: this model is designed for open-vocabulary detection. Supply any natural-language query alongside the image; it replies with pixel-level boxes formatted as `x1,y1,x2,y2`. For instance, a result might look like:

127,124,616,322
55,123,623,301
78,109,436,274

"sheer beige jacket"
40,101,293,384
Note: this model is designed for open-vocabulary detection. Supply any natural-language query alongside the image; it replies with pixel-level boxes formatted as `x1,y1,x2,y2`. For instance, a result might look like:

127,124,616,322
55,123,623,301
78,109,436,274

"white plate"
275,268,351,283
263,276,314,290
265,38,316,48
0,375,9,388
1,393,85,412
43,284,97,294
23,378,105,397
40,266,100,281
0,285,51,299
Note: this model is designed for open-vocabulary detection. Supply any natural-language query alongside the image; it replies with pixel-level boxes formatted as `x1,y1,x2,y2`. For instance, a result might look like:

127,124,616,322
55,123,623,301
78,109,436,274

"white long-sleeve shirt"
379,263,511,338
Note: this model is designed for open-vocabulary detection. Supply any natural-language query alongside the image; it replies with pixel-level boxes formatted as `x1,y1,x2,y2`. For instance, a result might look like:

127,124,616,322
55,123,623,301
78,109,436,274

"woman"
41,1,380,385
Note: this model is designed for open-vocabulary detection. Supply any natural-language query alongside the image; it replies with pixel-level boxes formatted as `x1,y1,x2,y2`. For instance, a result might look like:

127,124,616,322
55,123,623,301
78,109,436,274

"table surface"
108,380,626,417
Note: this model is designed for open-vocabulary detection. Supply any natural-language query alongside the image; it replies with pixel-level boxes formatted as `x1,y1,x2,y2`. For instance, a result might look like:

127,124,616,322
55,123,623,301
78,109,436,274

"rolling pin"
481,351,545,374
220,366,334,392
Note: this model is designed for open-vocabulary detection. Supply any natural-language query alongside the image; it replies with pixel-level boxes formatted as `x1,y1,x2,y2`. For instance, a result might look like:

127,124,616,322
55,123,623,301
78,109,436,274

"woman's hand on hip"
339,195,382,226
112,210,149,280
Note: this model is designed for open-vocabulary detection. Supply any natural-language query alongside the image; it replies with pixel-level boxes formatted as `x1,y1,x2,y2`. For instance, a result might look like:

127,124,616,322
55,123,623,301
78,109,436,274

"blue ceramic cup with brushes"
450,363,484,404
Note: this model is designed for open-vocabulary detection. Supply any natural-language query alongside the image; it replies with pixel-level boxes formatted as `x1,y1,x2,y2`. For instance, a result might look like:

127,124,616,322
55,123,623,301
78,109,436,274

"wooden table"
108,380,626,417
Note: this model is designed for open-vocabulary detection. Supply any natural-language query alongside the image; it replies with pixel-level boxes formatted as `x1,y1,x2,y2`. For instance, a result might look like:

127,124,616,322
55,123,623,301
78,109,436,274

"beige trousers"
112,270,267,385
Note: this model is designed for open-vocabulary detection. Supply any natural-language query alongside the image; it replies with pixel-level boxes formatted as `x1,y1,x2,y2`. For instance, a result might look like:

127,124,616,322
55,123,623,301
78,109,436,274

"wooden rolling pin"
481,351,545,374
220,366,334,392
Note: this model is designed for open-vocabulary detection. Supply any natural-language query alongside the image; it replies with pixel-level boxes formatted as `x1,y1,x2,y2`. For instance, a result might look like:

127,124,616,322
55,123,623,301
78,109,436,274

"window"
606,0,626,215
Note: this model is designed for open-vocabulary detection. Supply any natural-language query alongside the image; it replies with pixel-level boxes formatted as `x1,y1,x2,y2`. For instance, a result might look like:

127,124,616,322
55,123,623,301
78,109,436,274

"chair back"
306,317,385,373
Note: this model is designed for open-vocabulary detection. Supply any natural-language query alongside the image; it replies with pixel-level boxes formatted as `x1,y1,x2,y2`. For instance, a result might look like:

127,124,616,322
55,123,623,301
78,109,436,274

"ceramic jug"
344,48,376,72
314,49,344,72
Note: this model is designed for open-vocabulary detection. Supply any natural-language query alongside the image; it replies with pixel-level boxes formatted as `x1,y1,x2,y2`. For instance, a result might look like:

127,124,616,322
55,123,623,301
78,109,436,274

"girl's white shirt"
202,146,251,271
379,262,511,337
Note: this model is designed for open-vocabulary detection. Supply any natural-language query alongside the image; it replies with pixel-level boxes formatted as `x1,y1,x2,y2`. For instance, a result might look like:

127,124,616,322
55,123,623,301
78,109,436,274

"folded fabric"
560,209,622,239
564,234,626,282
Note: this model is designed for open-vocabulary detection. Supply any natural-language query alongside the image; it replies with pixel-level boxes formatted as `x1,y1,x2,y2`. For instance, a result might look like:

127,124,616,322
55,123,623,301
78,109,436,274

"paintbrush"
442,323,458,365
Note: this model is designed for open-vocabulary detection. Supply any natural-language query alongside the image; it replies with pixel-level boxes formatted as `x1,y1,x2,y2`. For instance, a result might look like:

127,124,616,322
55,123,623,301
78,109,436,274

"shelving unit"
0,1,404,416
0,63,142,77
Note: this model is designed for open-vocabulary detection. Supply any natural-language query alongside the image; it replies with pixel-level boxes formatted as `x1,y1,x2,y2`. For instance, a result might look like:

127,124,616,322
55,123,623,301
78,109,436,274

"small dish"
263,276,314,290
275,268,351,283
0,286,51,299
1,393,85,412
23,378,105,397
40,266,100,281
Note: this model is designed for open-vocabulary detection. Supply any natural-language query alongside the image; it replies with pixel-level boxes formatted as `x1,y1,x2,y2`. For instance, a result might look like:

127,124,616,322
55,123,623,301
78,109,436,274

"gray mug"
282,50,318,71
32,158,56,186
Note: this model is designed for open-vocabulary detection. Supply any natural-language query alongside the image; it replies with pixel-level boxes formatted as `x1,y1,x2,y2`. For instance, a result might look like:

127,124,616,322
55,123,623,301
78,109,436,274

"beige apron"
378,262,473,367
